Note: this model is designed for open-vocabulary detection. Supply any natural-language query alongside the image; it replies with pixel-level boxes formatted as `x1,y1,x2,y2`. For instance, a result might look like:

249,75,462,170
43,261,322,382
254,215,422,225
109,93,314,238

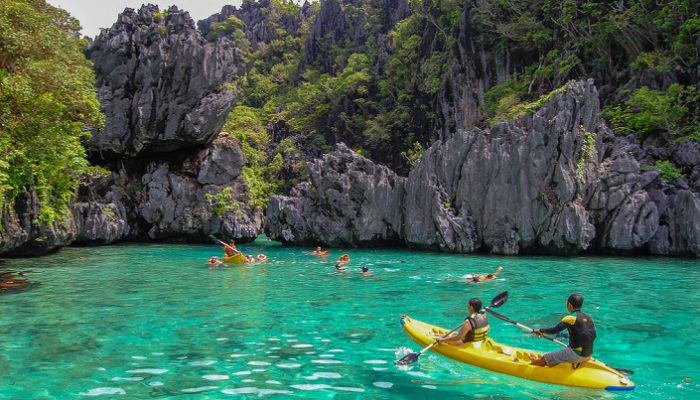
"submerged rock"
73,135,262,245
139,136,262,241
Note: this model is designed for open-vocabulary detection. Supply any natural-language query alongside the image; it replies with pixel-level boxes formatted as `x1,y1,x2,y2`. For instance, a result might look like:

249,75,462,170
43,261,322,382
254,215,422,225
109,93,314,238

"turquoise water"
1,239,699,399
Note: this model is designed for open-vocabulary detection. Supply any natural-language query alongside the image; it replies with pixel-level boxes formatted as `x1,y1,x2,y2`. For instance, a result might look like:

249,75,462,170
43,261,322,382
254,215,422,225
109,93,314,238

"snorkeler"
466,266,503,284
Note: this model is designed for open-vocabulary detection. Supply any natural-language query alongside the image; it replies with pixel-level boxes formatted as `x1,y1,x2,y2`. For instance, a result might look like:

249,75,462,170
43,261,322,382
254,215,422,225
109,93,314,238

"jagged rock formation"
72,5,262,246
72,135,262,245
266,80,700,257
199,0,312,49
0,5,261,257
265,143,404,246
302,0,409,73
87,5,241,158
138,135,261,241
0,189,78,256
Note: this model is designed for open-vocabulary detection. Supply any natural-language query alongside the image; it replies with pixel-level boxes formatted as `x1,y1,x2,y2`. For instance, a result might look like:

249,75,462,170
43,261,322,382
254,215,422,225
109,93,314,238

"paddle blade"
615,367,634,375
490,291,509,308
395,352,419,365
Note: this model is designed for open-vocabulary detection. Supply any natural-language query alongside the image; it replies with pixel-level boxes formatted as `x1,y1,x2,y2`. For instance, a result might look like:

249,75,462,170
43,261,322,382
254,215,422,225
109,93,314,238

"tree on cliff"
0,0,102,222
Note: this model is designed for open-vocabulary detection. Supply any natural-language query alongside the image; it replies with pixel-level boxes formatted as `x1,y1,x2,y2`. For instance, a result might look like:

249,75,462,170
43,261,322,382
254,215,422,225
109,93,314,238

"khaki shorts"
543,347,590,367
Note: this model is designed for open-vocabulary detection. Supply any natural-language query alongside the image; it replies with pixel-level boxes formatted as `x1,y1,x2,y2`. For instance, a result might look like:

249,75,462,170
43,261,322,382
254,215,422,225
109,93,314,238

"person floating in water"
436,298,490,345
529,294,596,367
245,254,255,264
360,266,373,276
208,256,222,268
224,240,238,256
465,266,503,284
335,263,347,272
256,254,268,262
312,246,330,256
337,253,350,263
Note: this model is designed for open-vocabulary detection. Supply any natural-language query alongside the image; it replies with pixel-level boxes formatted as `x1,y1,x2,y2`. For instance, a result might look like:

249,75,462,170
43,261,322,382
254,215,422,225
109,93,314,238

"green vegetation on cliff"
212,0,698,187
0,0,102,222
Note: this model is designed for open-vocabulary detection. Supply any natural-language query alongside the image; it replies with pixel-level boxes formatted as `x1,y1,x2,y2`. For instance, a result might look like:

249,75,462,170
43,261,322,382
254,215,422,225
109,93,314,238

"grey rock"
265,143,405,246
138,136,262,241
72,174,130,245
0,188,77,256
199,0,311,50
266,80,699,257
87,4,241,158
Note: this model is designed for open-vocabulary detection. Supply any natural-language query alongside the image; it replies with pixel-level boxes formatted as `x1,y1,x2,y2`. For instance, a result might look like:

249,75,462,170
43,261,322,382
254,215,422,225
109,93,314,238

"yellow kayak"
400,316,634,391
222,253,246,264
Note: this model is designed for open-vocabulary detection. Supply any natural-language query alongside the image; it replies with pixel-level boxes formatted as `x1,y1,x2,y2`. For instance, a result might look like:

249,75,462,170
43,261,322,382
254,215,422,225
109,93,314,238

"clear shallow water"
1,239,699,399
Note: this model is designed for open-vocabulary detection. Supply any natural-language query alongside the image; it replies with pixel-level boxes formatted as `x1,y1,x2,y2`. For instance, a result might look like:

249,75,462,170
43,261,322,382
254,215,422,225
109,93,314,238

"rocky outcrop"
64,4,262,248
72,174,130,245
265,143,405,246
199,0,312,49
87,5,241,158
302,0,409,73
0,189,78,256
402,81,602,255
71,135,262,245
139,135,261,241
266,80,700,256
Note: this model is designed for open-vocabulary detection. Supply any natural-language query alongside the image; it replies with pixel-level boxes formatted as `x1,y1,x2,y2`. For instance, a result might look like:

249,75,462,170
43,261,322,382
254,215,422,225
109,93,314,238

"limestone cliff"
87,5,241,158
266,80,700,257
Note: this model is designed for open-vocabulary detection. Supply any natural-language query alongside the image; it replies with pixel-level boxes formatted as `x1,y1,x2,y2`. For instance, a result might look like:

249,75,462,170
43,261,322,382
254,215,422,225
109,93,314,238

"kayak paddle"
395,291,509,366
485,307,634,375
209,234,242,255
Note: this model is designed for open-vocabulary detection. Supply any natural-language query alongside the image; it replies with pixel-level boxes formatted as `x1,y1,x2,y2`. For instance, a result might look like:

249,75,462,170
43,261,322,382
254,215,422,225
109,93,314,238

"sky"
47,0,243,37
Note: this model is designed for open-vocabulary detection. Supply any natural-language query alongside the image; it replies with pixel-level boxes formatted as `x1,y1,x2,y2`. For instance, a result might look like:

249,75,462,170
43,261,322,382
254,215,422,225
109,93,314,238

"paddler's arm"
535,316,574,336
437,320,471,345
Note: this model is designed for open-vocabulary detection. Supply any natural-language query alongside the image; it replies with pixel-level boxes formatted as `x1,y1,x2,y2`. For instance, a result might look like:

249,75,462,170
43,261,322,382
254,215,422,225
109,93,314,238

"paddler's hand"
533,329,544,337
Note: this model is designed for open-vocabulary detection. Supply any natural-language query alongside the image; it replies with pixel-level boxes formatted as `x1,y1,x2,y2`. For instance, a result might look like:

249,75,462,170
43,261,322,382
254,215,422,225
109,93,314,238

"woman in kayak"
224,241,238,256
436,298,490,345
529,294,596,367
466,266,503,283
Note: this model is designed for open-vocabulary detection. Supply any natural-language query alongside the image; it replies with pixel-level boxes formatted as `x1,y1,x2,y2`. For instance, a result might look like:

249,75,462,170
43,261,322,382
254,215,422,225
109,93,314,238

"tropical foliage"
0,0,102,222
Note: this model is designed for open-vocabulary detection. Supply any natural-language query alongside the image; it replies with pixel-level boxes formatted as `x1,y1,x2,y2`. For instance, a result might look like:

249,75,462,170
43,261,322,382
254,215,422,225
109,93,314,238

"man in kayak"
529,294,596,367
435,298,490,345
466,266,503,283
224,241,238,256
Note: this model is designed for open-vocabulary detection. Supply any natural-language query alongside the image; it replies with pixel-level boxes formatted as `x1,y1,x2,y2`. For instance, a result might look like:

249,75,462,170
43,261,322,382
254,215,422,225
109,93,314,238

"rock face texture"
137,136,261,242
0,5,261,257
266,80,700,256
265,143,405,246
0,189,78,256
87,5,241,158
198,0,312,50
